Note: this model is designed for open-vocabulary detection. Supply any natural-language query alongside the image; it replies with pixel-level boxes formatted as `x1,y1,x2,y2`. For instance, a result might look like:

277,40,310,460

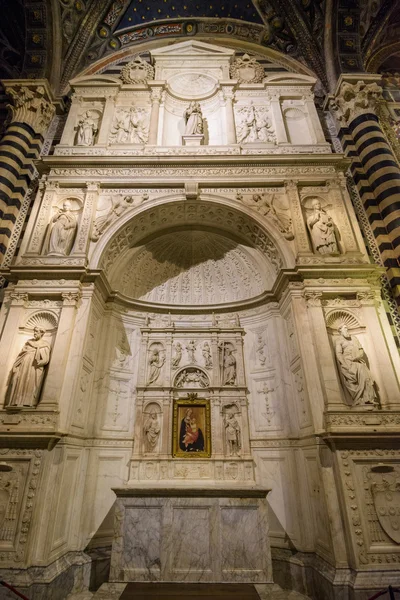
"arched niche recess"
92,198,293,308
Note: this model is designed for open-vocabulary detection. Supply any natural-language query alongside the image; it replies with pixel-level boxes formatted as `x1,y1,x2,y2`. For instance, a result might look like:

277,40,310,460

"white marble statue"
172,342,183,369
6,327,51,408
202,342,212,368
335,324,378,407
147,347,165,385
175,368,209,388
143,409,161,452
77,111,97,146
92,195,135,241
184,102,203,135
44,200,78,256
220,343,237,386
186,340,197,363
225,410,241,456
306,198,340,254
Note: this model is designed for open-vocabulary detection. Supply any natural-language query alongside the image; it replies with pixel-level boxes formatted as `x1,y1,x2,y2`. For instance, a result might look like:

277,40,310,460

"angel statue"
306,198,340,255
252,193,294,240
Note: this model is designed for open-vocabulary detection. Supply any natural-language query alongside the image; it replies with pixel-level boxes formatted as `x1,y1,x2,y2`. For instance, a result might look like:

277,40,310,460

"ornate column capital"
330,75,383,127
1,79,56,136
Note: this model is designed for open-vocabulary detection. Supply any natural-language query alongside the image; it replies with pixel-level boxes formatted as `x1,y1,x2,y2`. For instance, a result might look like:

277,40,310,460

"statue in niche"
219,343,237,386
6,327,51,408
91,195,135,241
251,193,294,240
236,104,275,144
147,347,165,385
179,407,205,453
335,324,379,408
143,409,161,452
306,198,340,255
175,369,209,388
76,111,98,146
172,342,183,369
186,340,197,363
109,108,148,144
202,342,212,368
184,101,203,135
224,409,241,456
43,200,78,256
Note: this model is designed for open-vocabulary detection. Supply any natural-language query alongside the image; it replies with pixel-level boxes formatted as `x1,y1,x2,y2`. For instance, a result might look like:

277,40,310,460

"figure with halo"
6,327,51,408
143,409,161,452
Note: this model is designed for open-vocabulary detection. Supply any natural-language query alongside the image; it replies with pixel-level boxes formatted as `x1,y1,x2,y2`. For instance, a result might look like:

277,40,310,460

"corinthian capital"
2,79,56,136
332,78,383,126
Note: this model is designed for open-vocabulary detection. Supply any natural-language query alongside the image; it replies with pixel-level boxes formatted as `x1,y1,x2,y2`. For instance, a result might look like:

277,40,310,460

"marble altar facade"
1,40,400,599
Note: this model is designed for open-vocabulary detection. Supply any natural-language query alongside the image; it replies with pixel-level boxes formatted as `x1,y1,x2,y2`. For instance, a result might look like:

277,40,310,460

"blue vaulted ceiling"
116,0,264,30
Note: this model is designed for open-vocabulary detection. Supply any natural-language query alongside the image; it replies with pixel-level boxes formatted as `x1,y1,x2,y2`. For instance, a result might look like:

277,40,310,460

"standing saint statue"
202,342,212,368
77,111,97,146
220,343,237,386
335,324,378,407
147,347,165,385
306,198,340,255
44,200,78,256
172,342,183,369
143,409,161,452
6,327,51,408
184,101,203,135
225,410,241,456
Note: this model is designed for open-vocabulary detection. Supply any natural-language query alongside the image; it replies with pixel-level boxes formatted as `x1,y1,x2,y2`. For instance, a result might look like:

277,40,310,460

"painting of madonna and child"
172,399,211,458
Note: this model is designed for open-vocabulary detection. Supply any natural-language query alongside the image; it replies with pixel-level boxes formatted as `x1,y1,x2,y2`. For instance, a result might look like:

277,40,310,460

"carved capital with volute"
332,79,383,127
2,79,56,136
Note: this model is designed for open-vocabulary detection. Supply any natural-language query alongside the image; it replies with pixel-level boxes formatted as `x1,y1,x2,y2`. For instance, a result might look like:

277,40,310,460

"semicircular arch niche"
110,226,274,306
98,200,289,287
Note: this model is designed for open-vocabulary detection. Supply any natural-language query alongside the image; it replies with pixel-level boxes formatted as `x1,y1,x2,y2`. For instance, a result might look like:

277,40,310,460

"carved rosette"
4,84,55,136
120,56,155,84
230,54,265,83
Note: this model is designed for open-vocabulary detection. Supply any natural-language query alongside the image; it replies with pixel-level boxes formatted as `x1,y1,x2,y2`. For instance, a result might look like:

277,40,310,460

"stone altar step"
87,582,311,600
120,582,261,598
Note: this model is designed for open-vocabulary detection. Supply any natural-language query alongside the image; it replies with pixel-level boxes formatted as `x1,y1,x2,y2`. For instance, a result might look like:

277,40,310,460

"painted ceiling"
0,0,399,95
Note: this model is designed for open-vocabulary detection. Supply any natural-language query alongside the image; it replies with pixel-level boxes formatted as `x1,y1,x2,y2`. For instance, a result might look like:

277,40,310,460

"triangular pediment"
151,40,235,58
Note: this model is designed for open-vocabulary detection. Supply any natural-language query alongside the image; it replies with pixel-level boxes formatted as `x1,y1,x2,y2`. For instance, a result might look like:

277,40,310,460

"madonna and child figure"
184,102,203,135
307,198,340,255
6,327,51,408
179,407,205,452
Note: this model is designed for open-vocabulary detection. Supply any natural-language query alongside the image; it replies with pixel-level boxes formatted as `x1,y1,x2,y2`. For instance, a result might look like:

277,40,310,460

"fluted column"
331,74,400,302
0,80,55,261
148,84,163,145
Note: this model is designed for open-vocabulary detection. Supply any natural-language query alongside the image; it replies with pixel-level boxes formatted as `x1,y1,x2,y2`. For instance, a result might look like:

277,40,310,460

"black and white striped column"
0,81,55,259
334,76,400,303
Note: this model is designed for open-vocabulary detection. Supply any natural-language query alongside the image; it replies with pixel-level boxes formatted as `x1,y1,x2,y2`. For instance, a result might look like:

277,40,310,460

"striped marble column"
0,80,55,260
332,74,400,303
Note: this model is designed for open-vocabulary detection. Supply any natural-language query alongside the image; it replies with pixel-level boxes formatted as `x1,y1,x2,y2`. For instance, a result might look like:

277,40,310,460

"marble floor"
68,583,311,599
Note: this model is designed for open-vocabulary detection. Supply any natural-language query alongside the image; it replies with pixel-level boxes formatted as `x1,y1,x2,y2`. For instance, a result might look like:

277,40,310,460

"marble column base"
110,485,272,583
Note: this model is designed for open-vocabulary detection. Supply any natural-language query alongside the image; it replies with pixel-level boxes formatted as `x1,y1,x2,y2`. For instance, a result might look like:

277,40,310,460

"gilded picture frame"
172,397,211,458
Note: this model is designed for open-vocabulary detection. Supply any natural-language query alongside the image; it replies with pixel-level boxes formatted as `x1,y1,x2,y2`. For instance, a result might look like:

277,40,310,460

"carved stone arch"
174,367,210,389
23,310,59,334
143,401,162,415
91,196,292,276
325,309,364,335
